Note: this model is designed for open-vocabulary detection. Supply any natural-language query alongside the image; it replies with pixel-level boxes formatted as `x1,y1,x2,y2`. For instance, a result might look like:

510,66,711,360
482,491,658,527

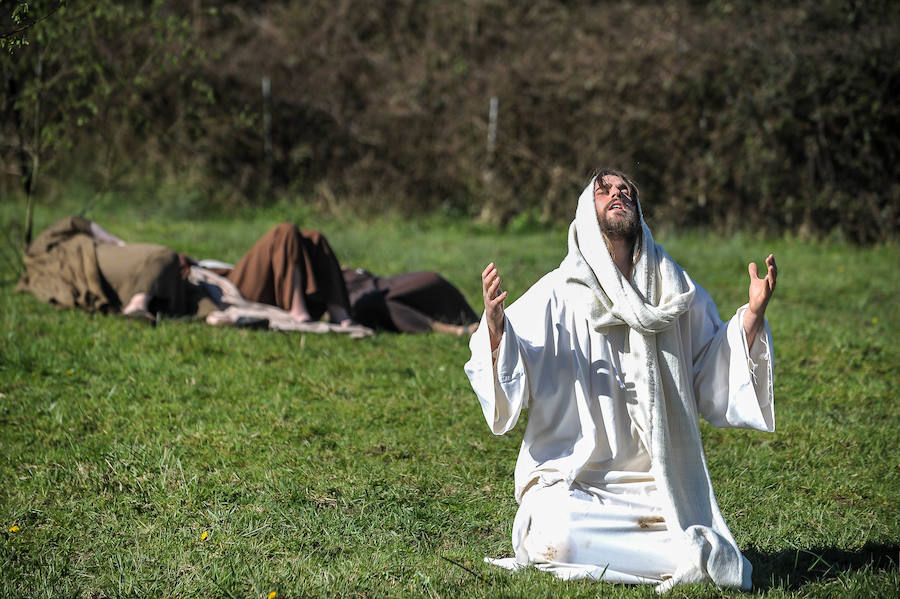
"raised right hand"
482,262,508,351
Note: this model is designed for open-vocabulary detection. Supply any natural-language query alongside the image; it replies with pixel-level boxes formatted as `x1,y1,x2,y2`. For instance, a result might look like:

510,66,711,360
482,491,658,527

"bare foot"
431,321,475,336
206,311,235,326
290,312,313,324
123,292,151,316
326,302,354,325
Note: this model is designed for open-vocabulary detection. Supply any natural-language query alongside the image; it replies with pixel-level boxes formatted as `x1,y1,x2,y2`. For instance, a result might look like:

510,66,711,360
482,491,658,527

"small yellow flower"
268,591,277,599
66,369,73,375
200,530,209,541
872,317,878,325
9,525,19,532
838,265,845,273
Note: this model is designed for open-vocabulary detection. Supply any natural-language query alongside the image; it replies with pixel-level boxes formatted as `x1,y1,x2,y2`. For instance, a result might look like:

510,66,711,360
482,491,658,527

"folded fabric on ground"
189,265,372,338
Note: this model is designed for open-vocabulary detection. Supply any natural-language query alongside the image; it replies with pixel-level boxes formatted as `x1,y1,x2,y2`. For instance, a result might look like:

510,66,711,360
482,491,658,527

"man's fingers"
482,262,507,332
748,262,759,280
485,275,505,301
482,272,497,295
484,266,504,297
482,262,501,282
750,254,778,282
755,254,776,293
482,262,495,280
481,262,507,349
482,263,504,296
491,277,504,300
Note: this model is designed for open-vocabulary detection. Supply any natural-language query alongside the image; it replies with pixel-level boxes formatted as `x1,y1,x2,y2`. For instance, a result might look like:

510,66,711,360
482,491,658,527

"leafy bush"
2,0,897,241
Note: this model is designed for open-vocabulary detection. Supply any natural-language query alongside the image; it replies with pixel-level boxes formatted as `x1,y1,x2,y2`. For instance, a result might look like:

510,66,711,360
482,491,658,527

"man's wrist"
489,333,501,352
743,309,765,349
488,321,503,352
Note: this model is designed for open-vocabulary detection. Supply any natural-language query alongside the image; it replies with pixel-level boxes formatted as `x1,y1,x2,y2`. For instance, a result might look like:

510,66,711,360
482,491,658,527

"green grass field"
1,199,898,598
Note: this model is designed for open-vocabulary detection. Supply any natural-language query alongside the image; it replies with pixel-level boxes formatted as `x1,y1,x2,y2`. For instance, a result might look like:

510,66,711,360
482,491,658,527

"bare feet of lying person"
206,310,235,326
288,308,312,324
122,292,156,324
327,304,361,328
431,321,479,337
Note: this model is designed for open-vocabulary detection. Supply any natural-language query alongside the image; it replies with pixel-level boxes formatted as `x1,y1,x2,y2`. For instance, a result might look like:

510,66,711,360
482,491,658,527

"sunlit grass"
1,198,897,597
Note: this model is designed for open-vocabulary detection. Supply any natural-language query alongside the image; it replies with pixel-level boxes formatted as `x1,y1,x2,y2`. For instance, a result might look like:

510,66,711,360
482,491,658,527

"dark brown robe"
342,268,479,333
221,223,351,321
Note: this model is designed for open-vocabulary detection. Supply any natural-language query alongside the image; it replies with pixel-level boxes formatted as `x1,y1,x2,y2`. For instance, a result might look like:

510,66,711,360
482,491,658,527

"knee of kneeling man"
527,519,578,564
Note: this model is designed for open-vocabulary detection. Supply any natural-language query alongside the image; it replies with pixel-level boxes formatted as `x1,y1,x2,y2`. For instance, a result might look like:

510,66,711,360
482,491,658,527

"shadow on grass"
746,542,899,590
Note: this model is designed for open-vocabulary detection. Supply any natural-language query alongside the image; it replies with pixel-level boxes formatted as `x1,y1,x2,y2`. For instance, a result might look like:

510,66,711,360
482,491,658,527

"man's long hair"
590,167,643,268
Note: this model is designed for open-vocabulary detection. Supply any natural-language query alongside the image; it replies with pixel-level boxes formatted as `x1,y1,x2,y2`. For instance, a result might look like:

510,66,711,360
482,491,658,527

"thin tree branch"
0,1,65,41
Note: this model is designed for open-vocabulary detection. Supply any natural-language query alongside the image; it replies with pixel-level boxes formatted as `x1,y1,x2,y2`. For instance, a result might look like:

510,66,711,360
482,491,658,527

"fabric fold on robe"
224,223,351,321
188,264,372,338
342,268,479,333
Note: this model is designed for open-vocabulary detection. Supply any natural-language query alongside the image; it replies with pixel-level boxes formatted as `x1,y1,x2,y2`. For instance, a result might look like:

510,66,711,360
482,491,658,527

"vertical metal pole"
262,76,272,181
480,96,500,222
487,96,498,164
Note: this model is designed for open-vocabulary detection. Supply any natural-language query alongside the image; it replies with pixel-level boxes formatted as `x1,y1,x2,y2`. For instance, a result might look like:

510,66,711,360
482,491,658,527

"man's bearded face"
594,175,641,241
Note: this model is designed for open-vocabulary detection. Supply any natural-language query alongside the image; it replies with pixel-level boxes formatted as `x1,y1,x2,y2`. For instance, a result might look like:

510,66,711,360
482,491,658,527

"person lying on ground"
200,223,356,328
464,169,777,592
342,267,479,336
18,219,370,336
17,215,191,322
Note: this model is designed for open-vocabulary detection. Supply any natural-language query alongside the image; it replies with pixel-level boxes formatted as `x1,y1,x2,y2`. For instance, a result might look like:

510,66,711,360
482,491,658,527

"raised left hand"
744,253,777,346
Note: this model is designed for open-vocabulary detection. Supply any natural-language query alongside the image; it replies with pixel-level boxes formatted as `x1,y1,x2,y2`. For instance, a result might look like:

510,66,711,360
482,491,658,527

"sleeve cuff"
736,305,769,387
729,304,775,430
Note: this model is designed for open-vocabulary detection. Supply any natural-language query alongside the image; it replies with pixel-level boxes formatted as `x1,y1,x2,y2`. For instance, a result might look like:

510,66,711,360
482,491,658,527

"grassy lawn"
1,199,898,598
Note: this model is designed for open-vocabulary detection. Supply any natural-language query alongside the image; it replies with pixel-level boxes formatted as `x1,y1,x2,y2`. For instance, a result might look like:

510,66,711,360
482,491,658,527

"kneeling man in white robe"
464,169,778,593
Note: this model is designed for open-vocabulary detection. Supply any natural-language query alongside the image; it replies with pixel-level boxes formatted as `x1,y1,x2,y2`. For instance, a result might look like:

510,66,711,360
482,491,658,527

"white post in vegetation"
262,76,273,182
479,96,500,223
487,96,498,166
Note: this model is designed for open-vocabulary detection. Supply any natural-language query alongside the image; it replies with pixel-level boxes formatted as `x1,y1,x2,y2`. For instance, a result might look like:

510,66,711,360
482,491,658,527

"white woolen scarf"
559,179,751,592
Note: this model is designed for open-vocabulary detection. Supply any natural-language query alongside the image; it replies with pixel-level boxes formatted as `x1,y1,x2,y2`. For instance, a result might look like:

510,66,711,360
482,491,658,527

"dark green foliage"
2,1,899,241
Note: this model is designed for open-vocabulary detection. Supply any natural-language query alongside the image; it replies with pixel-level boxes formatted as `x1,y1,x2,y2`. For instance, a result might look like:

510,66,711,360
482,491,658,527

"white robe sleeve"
464,274,560,435
689,286,775,432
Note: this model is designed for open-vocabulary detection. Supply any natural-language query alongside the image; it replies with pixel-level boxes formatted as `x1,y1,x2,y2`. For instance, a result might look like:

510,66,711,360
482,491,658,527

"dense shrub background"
2,0,898,241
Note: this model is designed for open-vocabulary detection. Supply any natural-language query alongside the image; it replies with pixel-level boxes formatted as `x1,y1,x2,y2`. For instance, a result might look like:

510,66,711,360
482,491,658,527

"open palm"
748,253,777,318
